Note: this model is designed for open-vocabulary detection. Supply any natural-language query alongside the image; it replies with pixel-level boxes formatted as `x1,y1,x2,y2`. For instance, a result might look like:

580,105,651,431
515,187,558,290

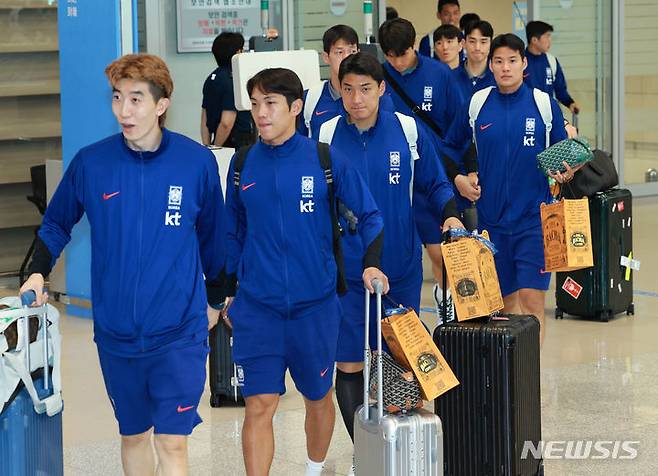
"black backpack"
232,142,348,295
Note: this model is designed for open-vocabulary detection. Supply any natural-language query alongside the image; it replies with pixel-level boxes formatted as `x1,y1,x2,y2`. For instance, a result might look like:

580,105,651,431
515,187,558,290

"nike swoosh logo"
315,110,330,116
320,367,329,377
241,182,256,191
102,191,120,200
177,405,194,413
479,123,493,131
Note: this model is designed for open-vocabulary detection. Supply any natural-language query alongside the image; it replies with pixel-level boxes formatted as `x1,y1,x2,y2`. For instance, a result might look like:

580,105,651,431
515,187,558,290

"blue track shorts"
97,340,208,436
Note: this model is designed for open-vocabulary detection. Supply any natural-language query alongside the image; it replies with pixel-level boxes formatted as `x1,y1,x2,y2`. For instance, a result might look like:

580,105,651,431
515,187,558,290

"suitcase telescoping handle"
20,290,49,392
363,278,385,422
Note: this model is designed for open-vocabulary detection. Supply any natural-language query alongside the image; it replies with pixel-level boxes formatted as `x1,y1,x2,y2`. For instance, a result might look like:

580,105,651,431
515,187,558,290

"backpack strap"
468,86,495,150
233,145,252,190
316,142,348,295
532,88,553,148
303,81,328,138
318,115,341,145
393,112,420,205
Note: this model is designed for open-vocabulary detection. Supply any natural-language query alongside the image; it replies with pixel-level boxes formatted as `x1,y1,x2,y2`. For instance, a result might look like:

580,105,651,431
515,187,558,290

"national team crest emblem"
390,152,400,167
301,176,314,194
424,86,433,100
168,186,183,206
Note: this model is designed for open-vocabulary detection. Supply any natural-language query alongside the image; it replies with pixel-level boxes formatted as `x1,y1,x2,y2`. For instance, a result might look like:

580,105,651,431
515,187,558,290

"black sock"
335,368,365,442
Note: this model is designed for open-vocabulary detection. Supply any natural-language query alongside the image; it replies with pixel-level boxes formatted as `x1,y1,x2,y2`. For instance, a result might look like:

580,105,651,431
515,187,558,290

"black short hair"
379,18,416,56
489,33,526,60
437,0,460,13
526,21,553,43
386,6,399,21
459,13,480,31
433,24,461,43
338,51,384,85
246,68,303,108
465,20,494,40
211,32,245,67
322,25,359,54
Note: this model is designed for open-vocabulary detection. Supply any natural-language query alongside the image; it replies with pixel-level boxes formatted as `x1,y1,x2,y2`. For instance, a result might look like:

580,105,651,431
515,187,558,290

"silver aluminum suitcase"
354,280,443,476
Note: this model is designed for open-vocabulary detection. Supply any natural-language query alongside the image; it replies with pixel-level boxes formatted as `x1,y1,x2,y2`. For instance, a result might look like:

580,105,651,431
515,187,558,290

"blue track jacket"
324,111,456,284
443,84,567,232
38,129,226,356
225,133,384,313
524,50,575,108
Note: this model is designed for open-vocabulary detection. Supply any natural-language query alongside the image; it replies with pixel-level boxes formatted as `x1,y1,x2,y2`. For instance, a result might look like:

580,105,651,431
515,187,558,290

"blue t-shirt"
202,66,253,142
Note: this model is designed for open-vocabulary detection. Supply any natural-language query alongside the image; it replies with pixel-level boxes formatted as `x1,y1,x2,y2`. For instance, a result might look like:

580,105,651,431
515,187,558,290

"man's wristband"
209,302,225,311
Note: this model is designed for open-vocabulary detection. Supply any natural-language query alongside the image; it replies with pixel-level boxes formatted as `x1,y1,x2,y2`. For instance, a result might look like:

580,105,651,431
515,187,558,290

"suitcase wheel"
599,310,611,322
210,394,224,408
555,308,564,320
627,303,635,316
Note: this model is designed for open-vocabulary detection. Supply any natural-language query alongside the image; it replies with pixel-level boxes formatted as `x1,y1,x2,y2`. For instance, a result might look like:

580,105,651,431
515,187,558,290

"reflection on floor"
3,197,658,475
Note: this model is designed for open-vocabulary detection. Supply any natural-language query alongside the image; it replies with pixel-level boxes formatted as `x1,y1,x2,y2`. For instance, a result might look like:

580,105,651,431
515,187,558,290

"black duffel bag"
561,149,619,199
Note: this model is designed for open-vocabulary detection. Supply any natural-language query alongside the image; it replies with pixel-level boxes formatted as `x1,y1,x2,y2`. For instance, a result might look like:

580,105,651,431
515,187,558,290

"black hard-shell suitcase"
555,188,634,322
433,315,543,476
208,322,244,407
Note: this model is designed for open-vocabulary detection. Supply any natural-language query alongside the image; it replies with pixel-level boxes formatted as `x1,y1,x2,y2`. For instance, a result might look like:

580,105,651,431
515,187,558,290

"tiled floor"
3,197,658,475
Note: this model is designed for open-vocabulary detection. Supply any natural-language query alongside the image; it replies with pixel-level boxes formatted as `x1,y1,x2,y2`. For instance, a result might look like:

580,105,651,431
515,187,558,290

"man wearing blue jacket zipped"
222,68,387,476
20,54,228,475
524,21,580,116
379,17,463,323
443,34,568,346
453,20,496,105
318,52,463,468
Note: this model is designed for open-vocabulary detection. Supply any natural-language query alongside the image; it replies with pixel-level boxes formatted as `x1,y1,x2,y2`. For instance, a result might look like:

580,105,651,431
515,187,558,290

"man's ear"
156,97,171,117
378,80,386,97
290,98,303,116
522,56,528,71
322,51,330,66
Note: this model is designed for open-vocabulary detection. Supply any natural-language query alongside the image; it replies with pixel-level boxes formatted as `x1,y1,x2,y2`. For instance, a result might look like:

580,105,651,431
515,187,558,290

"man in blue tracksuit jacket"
20,54,227,474
298,24,394,140
318,52,463,455
222,68,386,476
524,21,580,116
379,17,463,321
443,34,568,346
453,20,496,106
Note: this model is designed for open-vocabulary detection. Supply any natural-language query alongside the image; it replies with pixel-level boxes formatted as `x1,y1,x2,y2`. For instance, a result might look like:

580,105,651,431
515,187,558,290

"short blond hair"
105,54,174,126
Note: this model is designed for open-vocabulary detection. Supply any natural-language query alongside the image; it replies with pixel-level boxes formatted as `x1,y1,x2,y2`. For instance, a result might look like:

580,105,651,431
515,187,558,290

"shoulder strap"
303,81,328,138
546,53,557,78
394,112,419,205
318,115,341,145
532,88,553,148
233,145,252,190
468,86,494,148
383,67,443,138
316,142,348,295
393,112,419,161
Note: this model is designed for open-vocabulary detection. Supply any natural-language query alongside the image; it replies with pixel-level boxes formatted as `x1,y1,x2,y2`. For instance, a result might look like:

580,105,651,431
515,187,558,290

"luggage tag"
620,252,640,281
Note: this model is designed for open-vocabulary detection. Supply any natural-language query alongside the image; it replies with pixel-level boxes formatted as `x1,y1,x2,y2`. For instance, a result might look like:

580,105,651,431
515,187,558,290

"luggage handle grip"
20,290,50,392
363,279,384,422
